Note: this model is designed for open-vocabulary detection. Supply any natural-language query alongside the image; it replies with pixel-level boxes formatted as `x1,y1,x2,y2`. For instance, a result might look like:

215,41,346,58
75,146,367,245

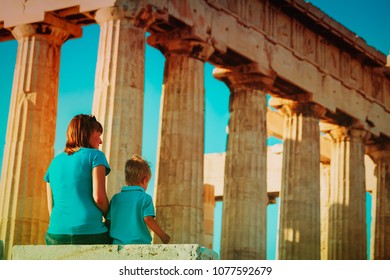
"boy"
107,155,170,244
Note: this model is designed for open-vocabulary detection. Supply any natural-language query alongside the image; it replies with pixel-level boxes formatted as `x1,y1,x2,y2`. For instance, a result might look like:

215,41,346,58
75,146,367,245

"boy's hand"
161,233,171,244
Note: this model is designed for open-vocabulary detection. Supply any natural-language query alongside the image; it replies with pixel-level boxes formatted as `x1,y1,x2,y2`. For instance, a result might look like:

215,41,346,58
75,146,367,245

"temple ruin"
0,0,389,260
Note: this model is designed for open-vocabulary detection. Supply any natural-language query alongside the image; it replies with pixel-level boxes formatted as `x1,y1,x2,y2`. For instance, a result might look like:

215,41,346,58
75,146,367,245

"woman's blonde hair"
64,114,103,155
125,155,151,185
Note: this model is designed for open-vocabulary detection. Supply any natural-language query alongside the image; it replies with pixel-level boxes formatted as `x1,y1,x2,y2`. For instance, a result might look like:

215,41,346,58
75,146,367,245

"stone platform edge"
12,244,219,260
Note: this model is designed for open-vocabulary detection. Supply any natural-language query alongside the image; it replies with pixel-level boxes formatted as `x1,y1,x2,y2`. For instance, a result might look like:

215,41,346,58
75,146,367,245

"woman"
44,114,111,244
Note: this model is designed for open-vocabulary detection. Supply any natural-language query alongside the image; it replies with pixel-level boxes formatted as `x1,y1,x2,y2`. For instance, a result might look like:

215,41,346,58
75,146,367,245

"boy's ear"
142,176,149,185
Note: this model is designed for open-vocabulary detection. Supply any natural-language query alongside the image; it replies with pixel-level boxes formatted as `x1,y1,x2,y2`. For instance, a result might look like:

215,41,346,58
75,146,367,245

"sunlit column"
148,29,214,244
0,23,77,259
270,98,325,260
367,143,390,260
203,184,215,250
320,162,331,259
325,125,369,259
214,64,274,259
93,6,151,198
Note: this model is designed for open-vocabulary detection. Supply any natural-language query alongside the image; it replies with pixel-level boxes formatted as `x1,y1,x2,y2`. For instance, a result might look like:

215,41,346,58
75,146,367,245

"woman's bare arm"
92,165,109,218
46,183,53,216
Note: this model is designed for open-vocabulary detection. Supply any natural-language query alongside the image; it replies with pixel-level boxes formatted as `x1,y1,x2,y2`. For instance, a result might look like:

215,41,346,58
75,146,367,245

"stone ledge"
12,244,219,260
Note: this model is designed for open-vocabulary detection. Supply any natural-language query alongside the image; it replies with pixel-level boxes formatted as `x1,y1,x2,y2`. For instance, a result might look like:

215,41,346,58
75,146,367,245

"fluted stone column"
320,162,331,260
93,6,150,198
148,30,214,244
325,126,369,260
0,23,76,259
203,184,215,250
270,98,325,260
214,64,274,260
367,143,390,260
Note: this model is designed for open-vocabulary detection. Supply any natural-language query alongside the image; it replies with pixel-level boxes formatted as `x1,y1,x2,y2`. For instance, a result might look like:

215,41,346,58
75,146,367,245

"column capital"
95,3,161,28
322,124,371,142
95,6,125,23
147,28,214,61
11,23,72,44
269,97,326,118
11,10,82,42
212,62,276,90
366,142,390,163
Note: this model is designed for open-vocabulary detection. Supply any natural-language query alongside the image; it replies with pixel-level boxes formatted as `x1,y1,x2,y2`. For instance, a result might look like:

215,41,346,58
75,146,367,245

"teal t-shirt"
44,148,110,235
107,186,155,244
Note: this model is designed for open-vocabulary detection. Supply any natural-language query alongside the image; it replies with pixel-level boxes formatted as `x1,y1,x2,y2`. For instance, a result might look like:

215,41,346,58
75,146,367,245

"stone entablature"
204,146,377,200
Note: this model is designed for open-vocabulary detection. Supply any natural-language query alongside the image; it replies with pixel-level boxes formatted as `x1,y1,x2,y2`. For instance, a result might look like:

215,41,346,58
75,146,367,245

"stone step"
12,244,218,260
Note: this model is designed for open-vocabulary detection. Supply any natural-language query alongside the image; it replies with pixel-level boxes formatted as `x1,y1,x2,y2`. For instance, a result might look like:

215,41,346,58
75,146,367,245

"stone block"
12,244,219,260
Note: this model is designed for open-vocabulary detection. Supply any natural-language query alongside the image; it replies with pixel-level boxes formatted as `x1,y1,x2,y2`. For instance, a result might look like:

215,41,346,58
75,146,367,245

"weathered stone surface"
92,7,145,198
271,98,325,260
320,163,331,260
1,1,389,137
0,0,389,261
0,23,69,260
12,244,218,260
149,32,213,244
367,144,390,260
203,184,215,250
204,150,377,199
215,66,268,260
326,126,370,260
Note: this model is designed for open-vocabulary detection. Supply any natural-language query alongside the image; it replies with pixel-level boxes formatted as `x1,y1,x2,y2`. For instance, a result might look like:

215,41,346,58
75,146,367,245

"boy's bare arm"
144,216,171,244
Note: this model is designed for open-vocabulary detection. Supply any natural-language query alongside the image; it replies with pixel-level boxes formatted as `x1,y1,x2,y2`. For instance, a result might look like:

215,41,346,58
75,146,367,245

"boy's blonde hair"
125,155,151,185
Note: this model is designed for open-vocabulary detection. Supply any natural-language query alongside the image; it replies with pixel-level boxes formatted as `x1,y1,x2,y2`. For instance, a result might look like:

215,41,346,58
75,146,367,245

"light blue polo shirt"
44,148,110,235
107,186,155,244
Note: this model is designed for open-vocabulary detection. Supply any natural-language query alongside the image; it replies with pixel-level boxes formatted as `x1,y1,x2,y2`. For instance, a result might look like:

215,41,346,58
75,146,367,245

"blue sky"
0,0,389,259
